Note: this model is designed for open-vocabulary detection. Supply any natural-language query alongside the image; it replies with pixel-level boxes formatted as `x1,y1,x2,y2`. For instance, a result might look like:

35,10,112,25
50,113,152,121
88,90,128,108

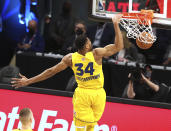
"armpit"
63,53,73,67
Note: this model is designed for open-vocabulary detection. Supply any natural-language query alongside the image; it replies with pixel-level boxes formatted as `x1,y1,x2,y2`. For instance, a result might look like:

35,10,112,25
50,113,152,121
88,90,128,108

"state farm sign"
0,89,171,131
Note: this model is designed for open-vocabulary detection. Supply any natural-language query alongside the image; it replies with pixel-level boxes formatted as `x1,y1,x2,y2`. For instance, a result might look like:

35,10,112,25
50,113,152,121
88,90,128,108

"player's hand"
11,73,29,89
112,14,123,24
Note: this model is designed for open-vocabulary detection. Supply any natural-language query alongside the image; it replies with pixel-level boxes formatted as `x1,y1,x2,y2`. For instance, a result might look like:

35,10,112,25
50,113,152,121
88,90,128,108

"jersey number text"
75,62,95,76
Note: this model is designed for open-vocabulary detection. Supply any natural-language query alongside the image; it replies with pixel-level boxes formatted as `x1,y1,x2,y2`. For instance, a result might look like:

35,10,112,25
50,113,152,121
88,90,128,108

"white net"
120,17,157,44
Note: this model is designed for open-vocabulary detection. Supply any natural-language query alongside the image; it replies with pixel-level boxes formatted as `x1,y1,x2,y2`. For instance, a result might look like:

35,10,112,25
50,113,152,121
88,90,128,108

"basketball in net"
119,10,157,49
136,32,154,49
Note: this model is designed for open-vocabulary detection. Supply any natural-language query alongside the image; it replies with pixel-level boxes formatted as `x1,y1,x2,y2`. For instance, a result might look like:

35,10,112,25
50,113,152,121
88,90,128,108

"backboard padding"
88,0,171,29
167,0,171,18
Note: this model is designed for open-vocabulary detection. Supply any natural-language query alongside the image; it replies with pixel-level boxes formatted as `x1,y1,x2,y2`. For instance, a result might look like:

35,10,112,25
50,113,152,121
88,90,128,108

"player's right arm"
11,54,72,88
93,15,124,58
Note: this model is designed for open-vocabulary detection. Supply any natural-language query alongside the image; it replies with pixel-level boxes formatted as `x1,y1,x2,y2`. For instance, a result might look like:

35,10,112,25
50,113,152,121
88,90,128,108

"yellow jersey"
13,129,33,131
72,52,104,89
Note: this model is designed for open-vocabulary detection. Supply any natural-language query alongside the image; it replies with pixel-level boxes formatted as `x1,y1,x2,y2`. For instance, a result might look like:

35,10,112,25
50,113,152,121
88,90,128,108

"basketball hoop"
119,10,157,45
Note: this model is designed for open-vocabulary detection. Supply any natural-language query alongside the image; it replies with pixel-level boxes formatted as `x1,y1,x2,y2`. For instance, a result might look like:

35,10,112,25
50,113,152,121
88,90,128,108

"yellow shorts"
73,87,106,127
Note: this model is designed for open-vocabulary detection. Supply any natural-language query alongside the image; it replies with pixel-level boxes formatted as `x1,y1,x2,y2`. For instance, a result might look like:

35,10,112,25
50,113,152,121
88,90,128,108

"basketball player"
13,108,33,131
11,15,123,131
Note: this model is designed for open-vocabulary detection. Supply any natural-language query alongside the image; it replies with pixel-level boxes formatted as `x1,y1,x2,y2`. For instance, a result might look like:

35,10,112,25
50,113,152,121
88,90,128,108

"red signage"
104,0,171,18
0,89,171,131
106,2,139,12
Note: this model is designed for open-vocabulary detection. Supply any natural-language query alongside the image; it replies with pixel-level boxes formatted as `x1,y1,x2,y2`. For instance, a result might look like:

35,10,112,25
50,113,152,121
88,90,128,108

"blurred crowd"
0,1,171,103
1,1,171,68
42,1,171,66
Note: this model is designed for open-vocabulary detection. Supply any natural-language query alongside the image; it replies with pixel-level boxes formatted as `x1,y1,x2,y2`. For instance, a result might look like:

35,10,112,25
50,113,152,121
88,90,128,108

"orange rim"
121,10,154,25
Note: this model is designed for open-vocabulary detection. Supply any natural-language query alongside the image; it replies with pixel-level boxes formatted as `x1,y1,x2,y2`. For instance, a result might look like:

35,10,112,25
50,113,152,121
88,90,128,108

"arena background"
0,1,171,130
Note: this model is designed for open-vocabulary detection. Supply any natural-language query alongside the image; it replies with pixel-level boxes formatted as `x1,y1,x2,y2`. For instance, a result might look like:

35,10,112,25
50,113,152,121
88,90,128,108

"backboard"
88,0,171,29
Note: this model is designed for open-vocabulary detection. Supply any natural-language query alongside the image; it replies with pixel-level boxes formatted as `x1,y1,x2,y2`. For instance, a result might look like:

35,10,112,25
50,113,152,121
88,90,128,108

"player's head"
19,108,33,126
75,34,92,52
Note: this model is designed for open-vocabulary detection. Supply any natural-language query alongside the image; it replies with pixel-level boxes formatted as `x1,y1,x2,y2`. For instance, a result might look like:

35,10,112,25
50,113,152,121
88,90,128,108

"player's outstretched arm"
93,14,124,58
11,54,72,88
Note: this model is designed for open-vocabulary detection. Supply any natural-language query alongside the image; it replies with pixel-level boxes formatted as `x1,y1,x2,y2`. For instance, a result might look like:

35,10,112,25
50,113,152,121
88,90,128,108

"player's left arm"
141,73,159,92
93,14,124,58
11,54,72,88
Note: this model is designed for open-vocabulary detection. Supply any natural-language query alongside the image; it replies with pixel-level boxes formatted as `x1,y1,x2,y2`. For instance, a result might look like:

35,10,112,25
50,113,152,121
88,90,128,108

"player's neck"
21,124,32,130
78,50,87,56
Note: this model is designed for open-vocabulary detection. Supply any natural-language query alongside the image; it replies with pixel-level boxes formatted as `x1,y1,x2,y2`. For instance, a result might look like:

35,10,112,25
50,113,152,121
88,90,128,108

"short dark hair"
75,34,88,50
